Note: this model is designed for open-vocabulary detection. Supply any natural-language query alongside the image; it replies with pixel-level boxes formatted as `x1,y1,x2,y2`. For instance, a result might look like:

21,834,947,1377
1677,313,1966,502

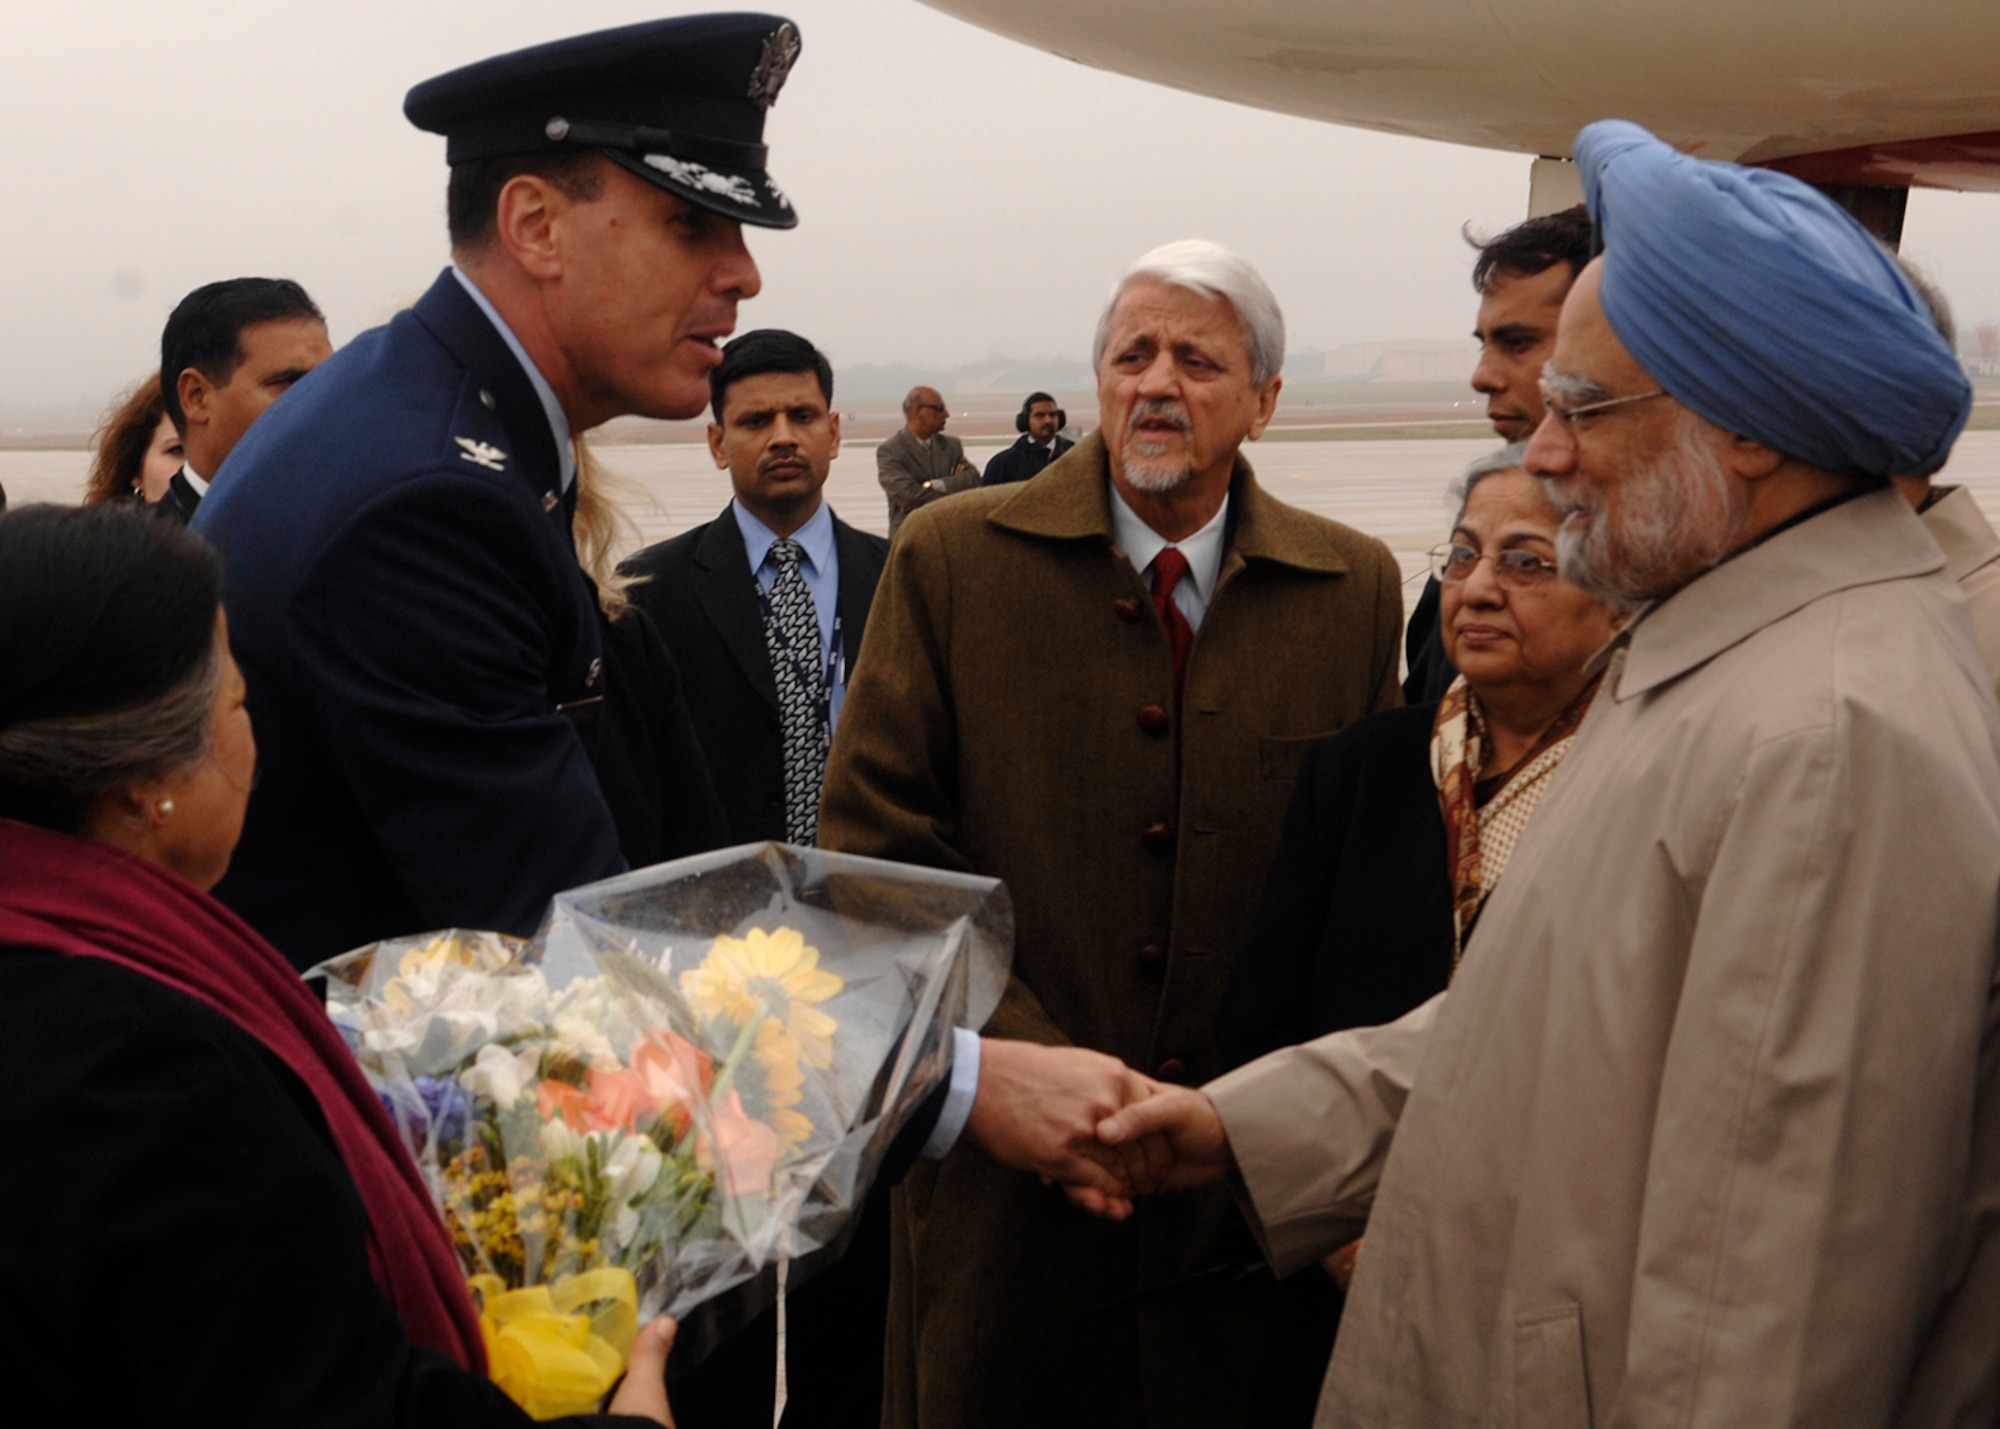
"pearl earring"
156,799,175,817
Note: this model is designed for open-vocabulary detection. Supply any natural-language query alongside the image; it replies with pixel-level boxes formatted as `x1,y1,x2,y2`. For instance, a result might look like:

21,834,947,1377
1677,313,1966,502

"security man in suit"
617,329,893,1426
158,277,332,525
876,385,978,536
194,14,806,970
981,390,1074,485
622,329,887,848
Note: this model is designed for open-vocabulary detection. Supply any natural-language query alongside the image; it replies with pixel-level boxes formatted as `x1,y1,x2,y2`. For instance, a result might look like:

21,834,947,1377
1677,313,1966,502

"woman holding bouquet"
0,503,677,1426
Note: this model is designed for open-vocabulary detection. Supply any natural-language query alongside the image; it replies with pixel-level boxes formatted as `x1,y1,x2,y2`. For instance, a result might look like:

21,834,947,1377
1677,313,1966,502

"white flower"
540,1117,586,1164
549,1015,619,1069
610,1204,641,1250
460,1043,538,1108
604,1133,664,1203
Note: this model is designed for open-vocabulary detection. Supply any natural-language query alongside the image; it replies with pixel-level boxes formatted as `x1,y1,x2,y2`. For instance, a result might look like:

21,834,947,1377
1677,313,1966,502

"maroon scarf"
0,820,485,1371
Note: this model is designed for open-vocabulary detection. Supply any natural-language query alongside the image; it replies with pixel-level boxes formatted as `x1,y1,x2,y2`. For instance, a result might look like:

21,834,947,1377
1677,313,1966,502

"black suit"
156,469,203,527
1402,575,1457,704
980,432,1073,486
620,502,896,1429
1213,703,1454,1429
620,502,888,844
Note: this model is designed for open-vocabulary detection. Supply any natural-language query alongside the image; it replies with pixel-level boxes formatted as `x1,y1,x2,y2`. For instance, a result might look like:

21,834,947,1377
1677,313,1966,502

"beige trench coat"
1211,487,2000,1427
821,434,1403,1428
1922,484,2000,697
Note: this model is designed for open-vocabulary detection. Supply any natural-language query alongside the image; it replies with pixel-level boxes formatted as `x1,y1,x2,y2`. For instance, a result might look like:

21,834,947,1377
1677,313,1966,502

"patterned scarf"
1430,672,1602,970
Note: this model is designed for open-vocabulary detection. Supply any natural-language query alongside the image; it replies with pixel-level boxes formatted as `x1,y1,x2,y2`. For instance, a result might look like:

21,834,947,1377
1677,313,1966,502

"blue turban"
1576,119,1970,479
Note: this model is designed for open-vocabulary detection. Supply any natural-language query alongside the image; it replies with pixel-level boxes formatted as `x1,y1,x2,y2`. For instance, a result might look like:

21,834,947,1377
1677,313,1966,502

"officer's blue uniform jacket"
194,270,623,970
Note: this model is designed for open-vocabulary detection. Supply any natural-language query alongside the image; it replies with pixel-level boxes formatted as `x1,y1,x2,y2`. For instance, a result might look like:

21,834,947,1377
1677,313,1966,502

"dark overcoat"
818,433,1403,1429
621,501,888,844
195,271,620,969
1211,702,1457,1428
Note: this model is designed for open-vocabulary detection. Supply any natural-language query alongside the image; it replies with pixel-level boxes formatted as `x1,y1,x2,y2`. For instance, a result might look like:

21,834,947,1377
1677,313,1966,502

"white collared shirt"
1108,482,1232,631
730,498,849,729
179,463,210,498
449,265,577,493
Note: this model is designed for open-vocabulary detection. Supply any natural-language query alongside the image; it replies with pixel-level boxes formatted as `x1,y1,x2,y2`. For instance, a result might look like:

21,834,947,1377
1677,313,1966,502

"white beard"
1120,399,1195,492
1551,421,1744,607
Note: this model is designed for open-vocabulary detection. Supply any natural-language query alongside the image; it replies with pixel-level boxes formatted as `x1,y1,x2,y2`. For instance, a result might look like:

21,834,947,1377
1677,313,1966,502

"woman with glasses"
1212,443,1622,1427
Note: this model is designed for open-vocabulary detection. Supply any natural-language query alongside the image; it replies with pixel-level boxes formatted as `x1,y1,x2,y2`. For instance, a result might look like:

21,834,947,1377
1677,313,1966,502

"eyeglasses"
1537,383,1667,432
1428,543,1560,589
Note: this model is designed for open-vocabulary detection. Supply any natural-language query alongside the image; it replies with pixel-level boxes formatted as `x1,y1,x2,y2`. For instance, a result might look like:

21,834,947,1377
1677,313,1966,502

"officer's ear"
493,173,567,282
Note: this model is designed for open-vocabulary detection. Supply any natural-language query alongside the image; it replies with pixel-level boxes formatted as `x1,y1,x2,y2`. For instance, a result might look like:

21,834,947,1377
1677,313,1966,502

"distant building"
1321,340,1479,384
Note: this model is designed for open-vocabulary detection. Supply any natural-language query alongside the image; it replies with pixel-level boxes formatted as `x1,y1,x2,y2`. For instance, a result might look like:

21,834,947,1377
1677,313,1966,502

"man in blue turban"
1091,121,2000,1425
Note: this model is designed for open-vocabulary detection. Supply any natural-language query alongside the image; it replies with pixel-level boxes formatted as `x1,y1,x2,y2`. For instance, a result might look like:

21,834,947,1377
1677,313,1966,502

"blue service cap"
405,13,802,230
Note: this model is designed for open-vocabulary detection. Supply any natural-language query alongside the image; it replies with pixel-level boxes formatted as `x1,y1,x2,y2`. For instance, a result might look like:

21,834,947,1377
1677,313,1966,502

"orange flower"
537,1031,716,1139
698,1088,782,1196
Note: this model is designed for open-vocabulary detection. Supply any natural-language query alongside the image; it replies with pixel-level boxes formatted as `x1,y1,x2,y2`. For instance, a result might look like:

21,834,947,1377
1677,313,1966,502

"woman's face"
1441,469,1621,705
137,415,183,503
150,611,258,891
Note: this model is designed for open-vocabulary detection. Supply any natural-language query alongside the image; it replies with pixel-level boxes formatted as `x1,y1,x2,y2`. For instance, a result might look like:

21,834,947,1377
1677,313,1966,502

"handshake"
962,1038,1237,1218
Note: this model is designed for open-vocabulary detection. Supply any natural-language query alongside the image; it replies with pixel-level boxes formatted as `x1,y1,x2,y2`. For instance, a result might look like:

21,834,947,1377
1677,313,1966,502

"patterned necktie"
1150,547,1194,700
760,539,829,844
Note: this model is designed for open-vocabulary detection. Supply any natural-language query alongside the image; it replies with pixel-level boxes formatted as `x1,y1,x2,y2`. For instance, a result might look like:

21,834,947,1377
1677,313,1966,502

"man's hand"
1096,1085,1235,1196
965,1039,1154,1218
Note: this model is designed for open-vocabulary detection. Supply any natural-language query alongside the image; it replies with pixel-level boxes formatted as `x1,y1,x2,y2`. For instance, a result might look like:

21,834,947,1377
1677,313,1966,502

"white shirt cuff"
920,1027,982,1159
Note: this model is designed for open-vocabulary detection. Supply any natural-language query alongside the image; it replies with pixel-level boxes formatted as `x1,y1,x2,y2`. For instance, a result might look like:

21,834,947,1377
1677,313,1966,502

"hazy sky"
6,0,2000,414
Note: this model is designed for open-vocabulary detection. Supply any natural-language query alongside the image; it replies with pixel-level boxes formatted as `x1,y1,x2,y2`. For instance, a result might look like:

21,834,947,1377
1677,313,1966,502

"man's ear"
177,367,213,427
493,173,569,282
1723,432,1787,483
827,410,842,459
707,421,728,470
1245,374,1284,442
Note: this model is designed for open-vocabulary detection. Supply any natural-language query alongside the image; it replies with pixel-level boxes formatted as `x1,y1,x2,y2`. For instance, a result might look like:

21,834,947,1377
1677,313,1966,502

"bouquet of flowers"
315,843,1009,1419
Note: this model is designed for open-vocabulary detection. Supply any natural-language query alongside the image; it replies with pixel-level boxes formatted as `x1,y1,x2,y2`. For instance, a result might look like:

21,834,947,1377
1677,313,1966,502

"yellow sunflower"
680,927,842,1068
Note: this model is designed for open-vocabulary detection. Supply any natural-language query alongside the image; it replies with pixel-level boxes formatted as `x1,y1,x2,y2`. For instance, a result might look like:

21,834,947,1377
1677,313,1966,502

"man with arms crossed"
876,385,977,536
1102,122,2000,1426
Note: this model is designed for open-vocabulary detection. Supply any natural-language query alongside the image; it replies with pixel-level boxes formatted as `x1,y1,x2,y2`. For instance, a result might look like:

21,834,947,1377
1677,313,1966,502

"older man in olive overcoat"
819,241,1403,1429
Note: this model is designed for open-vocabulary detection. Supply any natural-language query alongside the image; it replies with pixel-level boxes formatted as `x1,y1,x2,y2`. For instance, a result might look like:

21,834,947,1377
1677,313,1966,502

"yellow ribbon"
467,1268,640,1419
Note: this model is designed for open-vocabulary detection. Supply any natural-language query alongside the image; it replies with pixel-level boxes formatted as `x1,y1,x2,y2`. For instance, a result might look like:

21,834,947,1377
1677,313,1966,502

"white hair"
1093,240,1286,386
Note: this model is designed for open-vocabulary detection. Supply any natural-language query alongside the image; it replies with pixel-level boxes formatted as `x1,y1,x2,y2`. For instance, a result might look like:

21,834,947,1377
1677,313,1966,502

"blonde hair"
571,437,646,620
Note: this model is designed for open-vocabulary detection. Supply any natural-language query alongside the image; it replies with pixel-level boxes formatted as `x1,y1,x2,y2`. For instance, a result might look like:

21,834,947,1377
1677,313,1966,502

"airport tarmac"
12,430,2000,603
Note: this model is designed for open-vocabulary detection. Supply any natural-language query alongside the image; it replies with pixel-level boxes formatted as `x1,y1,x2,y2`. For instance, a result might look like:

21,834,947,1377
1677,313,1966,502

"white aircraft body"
919,0,2000,196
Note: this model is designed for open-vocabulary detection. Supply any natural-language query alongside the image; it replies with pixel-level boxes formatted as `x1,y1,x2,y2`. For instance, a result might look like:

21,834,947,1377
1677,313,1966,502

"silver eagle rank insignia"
747,23,801,109
455,437,509,471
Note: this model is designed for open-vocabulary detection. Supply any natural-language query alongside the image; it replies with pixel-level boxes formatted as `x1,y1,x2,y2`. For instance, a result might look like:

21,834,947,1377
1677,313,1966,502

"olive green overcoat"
819,434,1403,1429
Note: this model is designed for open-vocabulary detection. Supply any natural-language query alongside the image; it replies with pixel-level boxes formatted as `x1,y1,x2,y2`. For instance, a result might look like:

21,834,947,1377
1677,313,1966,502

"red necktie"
1150,547,1194,700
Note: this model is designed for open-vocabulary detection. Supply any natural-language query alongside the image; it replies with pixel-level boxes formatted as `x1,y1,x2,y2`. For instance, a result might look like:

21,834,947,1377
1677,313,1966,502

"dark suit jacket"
1212,702,1454,1429
1215,701,1454,1068
620,502,888,844
195,270,620,970
1402,574,1457,705
592,604,730,868
156,469,202,527
981,432,1074,486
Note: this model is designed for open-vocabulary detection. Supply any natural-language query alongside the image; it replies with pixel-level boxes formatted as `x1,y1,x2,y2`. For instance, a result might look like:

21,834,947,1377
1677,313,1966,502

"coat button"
1136,941,1166,968
1141,821,1174,851
1155,1057,1187,1084
1112,597,1143,623
479,388,497,410
1136,704,1170,736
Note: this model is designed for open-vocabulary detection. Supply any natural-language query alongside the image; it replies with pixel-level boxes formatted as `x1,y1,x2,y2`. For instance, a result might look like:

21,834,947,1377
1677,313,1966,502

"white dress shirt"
1108,482,1232,631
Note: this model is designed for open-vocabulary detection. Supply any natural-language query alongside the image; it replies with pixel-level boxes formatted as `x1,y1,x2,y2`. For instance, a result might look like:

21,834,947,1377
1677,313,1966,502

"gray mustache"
1128,399,1192,435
